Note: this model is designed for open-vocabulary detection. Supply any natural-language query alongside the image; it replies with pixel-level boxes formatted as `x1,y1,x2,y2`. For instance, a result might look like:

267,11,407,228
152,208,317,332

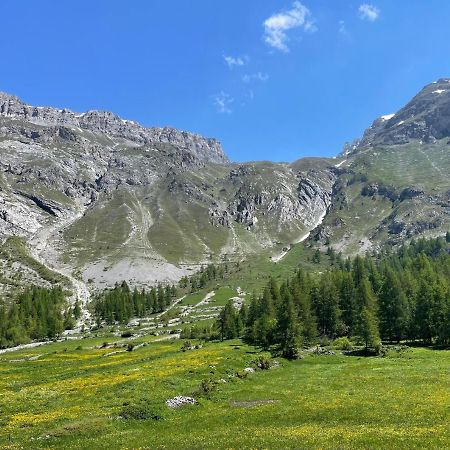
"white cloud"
242,72,269,83
338,20,350,38
263,1,316,53
358,4,380,21
213,91,234,114
223,55,245,69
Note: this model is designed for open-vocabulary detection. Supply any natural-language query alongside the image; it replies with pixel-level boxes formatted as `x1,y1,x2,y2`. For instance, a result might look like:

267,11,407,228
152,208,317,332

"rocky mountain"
357,78,450,149
0,92,334,299
2,79,450,300
315,79,450,254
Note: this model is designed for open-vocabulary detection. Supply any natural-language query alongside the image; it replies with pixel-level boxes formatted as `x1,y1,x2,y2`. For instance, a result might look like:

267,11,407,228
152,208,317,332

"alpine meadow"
0,1,449,449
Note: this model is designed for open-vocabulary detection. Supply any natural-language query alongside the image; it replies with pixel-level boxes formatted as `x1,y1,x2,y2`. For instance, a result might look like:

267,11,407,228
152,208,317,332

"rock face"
0,92,228,164
0,91,337,289
357,78,450,148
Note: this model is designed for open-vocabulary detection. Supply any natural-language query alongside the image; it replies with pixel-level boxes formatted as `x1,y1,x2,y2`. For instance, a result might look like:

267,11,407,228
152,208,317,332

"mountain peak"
357,78,450,149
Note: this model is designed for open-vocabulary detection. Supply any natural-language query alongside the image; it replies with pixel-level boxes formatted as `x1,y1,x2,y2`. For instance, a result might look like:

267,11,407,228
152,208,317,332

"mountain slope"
2,79,450,292
315,79,450,254
0,93,335,292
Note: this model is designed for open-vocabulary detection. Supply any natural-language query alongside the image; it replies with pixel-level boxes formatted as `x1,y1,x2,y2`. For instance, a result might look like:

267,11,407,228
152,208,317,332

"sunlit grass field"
0,337,449,449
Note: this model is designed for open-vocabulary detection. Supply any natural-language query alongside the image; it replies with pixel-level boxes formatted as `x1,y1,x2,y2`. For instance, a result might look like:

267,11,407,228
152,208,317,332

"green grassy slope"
322,140,450,254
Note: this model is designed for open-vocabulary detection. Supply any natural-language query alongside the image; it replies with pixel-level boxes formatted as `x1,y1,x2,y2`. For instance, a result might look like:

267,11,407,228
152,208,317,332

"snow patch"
271,209,328,263
380,114,395,121
334,159,346,168
432,89,446,94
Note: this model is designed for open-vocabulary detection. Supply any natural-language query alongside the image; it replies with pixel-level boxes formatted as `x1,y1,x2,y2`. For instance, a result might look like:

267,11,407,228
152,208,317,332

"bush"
119,400,163,420
127,343,134,352
333,337,353,351
121,331,133,338
196,379,217,398
373,340,384,356
254,356,272,370
318,335,331,346
181,340,192,352
282,345,300,360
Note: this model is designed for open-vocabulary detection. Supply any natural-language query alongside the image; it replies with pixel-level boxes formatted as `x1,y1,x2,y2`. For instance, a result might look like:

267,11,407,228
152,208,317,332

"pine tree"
354,278,380,350
218,300,237,340
379,268,409,342
316,273,342,337
277,288,301,359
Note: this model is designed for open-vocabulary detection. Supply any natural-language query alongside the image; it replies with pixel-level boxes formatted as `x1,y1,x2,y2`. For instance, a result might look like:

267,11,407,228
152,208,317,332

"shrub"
282,345,300,360
373,340,384,356
196,379,217,398
119,400,163,420
333,337,353,351
121,331,133,338
127,343,135,352
254,356,272,370
318,335,331,346
181,340,192,352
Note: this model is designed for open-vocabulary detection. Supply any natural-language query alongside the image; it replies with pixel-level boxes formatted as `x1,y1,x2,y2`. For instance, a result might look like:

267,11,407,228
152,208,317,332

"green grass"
178,291,208,307
350,141,450,193
219,243,333,294
1,338,447,449
208,287,238,306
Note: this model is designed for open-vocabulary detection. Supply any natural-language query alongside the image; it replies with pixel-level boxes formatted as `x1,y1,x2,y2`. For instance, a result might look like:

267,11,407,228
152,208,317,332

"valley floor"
0,336,449,449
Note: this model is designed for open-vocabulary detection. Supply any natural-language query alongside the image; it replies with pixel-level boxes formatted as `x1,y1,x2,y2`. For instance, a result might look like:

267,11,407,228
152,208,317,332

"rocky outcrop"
208,169,334,237
0,92,228,164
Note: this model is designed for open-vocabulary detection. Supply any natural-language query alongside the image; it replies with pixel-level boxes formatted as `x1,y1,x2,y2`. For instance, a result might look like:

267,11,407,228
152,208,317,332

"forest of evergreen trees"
217,237,450,357
0,286,76,348
179,263,226,292
93,264,225,325
93,281,177,324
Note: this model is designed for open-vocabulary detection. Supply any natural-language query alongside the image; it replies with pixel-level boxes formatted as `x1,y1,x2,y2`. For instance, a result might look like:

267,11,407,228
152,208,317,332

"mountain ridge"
0,91,228,164
1,78,450,299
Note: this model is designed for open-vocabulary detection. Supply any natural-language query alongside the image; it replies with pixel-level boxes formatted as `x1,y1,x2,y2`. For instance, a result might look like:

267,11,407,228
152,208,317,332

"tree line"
0,286,77,348
179,263,227,292
93,263,228,325
216,236,450,357
93,281,177,324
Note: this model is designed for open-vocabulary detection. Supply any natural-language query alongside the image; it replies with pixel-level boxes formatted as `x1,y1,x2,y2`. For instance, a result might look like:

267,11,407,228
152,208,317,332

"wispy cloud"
263,1,316,53
213,91,234,114
358,4,380,21
338,20,350,38
242,72,269,83
223,54,246,69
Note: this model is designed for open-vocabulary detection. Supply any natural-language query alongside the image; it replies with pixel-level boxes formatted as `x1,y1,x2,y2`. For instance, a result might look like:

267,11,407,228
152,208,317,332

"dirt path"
195,291,215,307
155,295,187,318
0,341,50,355
417,147,445,177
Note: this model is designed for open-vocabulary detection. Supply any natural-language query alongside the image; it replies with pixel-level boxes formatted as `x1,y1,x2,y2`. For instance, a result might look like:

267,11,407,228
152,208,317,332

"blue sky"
1,1,450,162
